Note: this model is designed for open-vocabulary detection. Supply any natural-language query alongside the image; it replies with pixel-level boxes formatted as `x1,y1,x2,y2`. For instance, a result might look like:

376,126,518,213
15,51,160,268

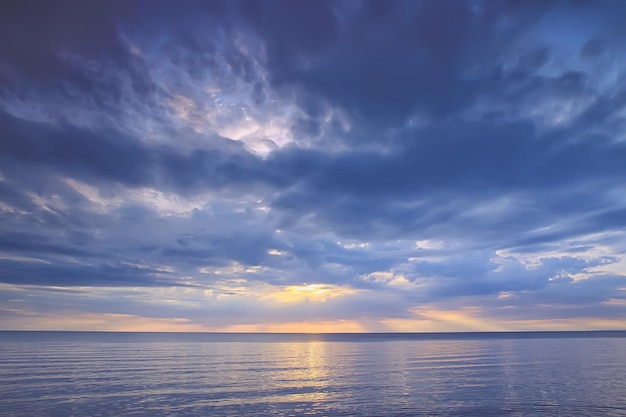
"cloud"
245,1,517,123
1,0,625,331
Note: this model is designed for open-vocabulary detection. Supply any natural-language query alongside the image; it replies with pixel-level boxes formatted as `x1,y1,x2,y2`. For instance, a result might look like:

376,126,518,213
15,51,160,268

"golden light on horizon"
216,319,366,333
262,283,358,304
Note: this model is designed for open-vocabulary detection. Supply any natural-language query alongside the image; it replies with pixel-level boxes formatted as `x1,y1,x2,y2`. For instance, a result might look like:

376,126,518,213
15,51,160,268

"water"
1,331,625,416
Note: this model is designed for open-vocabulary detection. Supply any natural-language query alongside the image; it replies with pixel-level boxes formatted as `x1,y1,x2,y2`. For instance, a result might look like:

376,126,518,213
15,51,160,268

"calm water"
1,331,626,417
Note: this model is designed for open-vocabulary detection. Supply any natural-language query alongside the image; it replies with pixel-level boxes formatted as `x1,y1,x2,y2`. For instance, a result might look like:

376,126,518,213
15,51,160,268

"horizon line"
2,329,626,334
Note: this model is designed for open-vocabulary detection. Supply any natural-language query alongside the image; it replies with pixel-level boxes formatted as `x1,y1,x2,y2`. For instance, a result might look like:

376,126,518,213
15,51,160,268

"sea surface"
1,331,626,417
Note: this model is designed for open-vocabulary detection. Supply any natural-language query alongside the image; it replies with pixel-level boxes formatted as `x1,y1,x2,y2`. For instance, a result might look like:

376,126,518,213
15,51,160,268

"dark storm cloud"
0,0,130,81
0,258,183,287
0,0,158,120
161,229,278,268
268,120,626,244
0,111,152,186
0,231,95,259
241,1,626,124
242,0,521,123
0,109,286,195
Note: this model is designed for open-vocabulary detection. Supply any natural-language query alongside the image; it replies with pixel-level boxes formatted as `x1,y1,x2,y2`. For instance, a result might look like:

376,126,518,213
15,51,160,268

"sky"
1,0,626,332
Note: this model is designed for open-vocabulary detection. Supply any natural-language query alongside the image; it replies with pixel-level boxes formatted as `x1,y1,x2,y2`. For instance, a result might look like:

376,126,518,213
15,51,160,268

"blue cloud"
1,0,625,330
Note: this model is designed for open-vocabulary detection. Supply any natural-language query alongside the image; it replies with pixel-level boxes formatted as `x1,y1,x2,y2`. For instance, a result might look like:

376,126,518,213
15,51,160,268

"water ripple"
1,334,626,416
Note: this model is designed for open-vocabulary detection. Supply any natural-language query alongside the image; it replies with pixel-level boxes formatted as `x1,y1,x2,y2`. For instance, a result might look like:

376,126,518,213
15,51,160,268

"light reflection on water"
1,332,626,416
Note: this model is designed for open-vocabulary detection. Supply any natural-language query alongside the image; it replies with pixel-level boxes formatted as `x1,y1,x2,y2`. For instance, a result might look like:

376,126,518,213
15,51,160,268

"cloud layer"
1,0,626,331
